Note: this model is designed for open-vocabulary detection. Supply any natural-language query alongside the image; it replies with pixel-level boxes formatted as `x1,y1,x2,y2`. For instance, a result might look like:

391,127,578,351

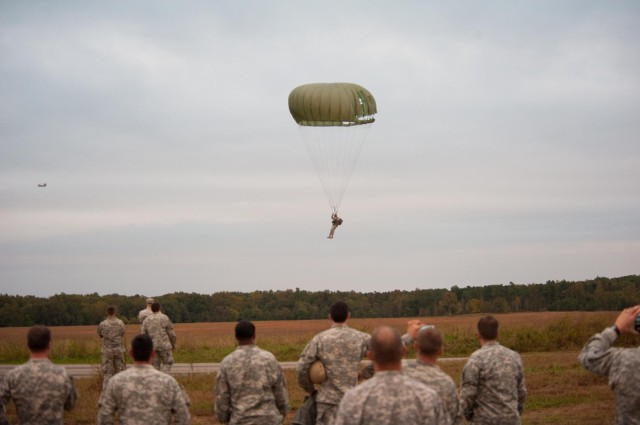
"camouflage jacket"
138,308,152,324
140,312,176,351
296,323,370,406
334,370,451,425
0,358,77,424
578,326,640,425
98,316,126,355
215,344,289,424
403,359,463,425
98,364,190,425
460,341,526,425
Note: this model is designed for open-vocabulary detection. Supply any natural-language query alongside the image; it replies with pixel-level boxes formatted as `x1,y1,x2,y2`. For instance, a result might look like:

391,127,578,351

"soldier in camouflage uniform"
215,320,289,424
97,305,126,388
140,302,176,373
138,297,154,323
402,323,463,425
0,325,77,424
334,326,450,425
579,305,640,425
98,334,190,424
296,301,370,425
461,316,527,425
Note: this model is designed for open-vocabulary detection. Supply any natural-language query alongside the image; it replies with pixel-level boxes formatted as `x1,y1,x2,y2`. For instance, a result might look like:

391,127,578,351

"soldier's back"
142,313,172,350
335,371,449,425
314,326,370,400
218,345,288,423
610,346,640,424
1,359,76,424
403,360,462,425
138,309,151,323
98,364,190,424
463,342,524,424
98,317,125,353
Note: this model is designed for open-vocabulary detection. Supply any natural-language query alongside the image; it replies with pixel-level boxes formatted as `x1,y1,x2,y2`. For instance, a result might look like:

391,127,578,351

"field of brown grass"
0,311,623,424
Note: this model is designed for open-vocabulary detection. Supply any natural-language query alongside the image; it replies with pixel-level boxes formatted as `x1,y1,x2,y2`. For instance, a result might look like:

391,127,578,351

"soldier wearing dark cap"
334,326,450,425
215,320,289,424
0,325,77,424
97,305,126,388
461,316,526,425
402,323,463,425
296,301,370,425
579,305,640,425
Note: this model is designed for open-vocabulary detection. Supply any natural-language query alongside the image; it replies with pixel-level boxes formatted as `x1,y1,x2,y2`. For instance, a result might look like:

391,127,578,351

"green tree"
467,298,483,314
438,291,461,316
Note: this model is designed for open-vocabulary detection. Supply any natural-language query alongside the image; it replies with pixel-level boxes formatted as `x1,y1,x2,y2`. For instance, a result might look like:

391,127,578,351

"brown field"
0,310,617,346
0,311,621,424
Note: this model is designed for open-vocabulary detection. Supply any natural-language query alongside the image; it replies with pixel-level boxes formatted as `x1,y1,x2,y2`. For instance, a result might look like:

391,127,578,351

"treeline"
0,275,639,327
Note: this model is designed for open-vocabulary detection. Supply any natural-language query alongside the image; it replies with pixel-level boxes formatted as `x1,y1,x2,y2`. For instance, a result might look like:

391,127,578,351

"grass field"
0,311,631,424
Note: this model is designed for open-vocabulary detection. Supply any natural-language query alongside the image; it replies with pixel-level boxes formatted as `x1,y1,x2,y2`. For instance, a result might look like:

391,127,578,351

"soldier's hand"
614,305,640,335
406,320,423,339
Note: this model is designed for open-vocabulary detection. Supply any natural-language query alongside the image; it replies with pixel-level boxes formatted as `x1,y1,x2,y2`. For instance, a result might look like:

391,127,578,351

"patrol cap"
146,298,154,304
309,360,326,384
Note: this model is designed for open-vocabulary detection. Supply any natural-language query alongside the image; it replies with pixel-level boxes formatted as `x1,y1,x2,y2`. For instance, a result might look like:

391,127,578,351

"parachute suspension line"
298,123,371,212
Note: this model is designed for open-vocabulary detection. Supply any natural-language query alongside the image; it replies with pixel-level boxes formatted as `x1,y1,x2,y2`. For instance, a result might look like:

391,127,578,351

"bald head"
369,326,404,367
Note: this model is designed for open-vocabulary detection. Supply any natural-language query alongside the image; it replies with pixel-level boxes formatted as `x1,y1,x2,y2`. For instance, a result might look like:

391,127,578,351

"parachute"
288,82,377,213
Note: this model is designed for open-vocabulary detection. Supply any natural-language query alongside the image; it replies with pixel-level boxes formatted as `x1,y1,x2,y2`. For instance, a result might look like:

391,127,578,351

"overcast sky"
1,1,639,297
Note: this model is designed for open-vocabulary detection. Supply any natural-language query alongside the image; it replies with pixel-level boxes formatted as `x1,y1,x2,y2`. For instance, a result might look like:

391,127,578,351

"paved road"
0,358,467,379
0,362,300,378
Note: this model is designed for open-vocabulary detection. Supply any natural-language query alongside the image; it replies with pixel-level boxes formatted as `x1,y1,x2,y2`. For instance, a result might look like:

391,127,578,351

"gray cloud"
1,1,638,296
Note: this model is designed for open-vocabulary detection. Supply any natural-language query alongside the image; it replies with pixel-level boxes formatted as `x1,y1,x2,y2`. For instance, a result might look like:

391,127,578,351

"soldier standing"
579,305,640,424
0,325,77,424
460,315,527,425
402,323,463,425
138,297,154,323
97,305,126,389
98,334,190,424
140,302,176,373
334,326,450,425
215,320,289,424
296,301,370,425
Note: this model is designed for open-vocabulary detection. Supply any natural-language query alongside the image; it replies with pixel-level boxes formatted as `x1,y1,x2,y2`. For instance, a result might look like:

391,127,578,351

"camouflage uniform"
296,324,370,425
98,364,190,425
403,359,463,425
578,326,640,425
140,312,176,373
97,316,126,384
138,308,152,324
0,358,77,424
215,344,289,424
333,370,451,425
460,341,526,425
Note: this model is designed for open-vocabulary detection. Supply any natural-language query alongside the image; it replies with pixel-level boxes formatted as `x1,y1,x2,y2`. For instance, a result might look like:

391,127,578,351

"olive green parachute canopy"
288,83,377,127
289,82,377,213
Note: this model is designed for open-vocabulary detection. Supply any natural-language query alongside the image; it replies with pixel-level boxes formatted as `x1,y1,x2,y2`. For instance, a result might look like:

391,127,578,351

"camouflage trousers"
316,402,338,425
101,352,126,379
152,349,174,373
101,352,125,391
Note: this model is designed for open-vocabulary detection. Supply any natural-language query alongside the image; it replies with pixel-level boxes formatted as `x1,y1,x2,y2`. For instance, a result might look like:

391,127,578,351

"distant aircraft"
38,183,47,187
